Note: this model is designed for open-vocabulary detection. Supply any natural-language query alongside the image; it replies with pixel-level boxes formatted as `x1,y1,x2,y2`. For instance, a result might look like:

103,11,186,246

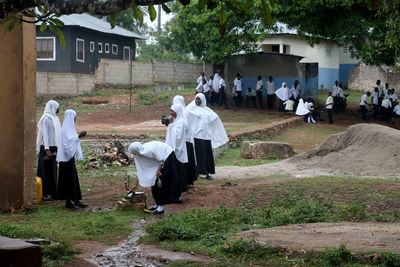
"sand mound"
288,123,400,177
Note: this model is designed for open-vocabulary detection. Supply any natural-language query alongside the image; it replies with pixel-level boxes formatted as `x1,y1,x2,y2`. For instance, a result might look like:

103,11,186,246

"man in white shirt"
381,98,392,121
332,81,339,97
233,73,243,109
389,89,398,103
360,91,371,120
196,78,205,94
197,72,206,85
208,75,216,106
203,77,210,105
265,76,275,109
371,87,380,119
256,75,263,108
325,91,334,124
246,88,257,108
393,101,400,117
218,74,227,109
376,80,384,105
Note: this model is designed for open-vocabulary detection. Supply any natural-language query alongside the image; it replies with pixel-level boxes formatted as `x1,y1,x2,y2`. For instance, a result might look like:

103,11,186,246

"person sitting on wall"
245,88,257,108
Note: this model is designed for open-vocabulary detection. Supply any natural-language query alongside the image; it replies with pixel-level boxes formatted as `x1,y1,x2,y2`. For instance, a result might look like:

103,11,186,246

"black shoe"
151,209,164,215
206,175,213,180
175,199,183,204
148,205,158,211
75,202,88,208
42,195,53,201
66,203,80,209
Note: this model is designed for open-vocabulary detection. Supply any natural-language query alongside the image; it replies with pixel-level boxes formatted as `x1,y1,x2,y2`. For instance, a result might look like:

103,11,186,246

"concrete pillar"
0,21,37,210
279,44,284,54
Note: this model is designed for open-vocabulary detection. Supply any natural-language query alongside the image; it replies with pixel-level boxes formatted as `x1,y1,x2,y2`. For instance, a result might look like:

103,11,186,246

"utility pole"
157,5,162,35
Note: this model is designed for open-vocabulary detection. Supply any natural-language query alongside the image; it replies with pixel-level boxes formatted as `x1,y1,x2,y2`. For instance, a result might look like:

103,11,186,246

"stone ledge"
241,141,295,159
0,236,42,267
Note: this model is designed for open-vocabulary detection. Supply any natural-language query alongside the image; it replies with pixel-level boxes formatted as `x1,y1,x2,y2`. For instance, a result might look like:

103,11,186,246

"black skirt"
194,138,215,176
186,142,197,185
57,158,82,202
177,160,188,193
151,152,181,205
37,146,58,198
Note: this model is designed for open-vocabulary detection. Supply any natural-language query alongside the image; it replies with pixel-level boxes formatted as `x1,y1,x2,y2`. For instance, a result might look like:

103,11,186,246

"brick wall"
37,59,214,95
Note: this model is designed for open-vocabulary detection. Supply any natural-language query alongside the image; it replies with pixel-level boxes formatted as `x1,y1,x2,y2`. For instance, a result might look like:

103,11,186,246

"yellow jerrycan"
36,177,42,204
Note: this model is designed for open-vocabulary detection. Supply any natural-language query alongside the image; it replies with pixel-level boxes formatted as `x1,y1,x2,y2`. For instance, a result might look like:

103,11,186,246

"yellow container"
36,177,42,204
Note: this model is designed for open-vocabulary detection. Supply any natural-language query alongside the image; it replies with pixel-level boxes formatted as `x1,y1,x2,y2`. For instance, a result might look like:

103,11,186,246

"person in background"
265,76,276,109
56,109,88,209
304,100,316,123
290,80,301,107
187,93,228,180
295,98,310,121
213,69,222,104
384,83,391,96
332,80,339,113
203,77,211,105
381,97,392,121
283,96,295,113
371,87,380,119
208,75,216,106
325,91,334,124
218,74,228,109
393,101,400,118
377,80,384,106
233,73,243,109
197,72,206,85
256,75,263,108
246,88,257,108
389,89,398,104
36,100,61,201
196,78,205,94
360,91,371,120
129,141,180,214
275,82,290,112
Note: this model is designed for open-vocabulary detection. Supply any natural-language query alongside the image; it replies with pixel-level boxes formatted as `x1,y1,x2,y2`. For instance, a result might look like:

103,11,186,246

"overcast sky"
144,6,174,31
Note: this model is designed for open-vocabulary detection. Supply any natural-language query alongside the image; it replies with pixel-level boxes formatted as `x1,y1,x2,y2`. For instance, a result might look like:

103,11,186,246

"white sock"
156,205,164,212
311,118,316,123
308,117,311,123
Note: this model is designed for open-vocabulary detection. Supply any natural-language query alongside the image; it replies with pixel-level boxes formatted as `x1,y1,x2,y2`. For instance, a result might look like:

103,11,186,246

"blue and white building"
259,23,359,89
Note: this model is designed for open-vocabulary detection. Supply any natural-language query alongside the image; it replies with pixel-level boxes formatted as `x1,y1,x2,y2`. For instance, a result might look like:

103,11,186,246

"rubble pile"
98,140,133,166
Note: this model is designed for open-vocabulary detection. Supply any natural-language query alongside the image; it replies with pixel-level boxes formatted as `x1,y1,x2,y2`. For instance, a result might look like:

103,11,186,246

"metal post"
129,56,133,112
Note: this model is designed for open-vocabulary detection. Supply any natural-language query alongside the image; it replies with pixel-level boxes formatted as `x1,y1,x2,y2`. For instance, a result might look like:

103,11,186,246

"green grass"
318,89,364,107
215,145,280,167
0,205,147,266
142,176,400,266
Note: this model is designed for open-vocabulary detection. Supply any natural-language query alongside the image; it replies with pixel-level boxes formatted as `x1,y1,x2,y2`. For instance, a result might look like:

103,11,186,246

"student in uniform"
290,80,301,106
256,75,263,108
187,93,228,180
325,91,334,124
265,76,276,109
233,73,243,109
360,92,371,120
245,88,257,108
166,104,189,200
218,74,228,109
196,78,205,94
381,98,392,121
129,141,180,214
172,95,197,186
203,77,211,105
371,87,380,119
376,80,384,106
295,98,310,121
56,109,88,209
393,101,400,118
197,72,206,85
208,75,216,106
275,82,290,112
332,81,339,113
283,96,295,113
36,100,61,201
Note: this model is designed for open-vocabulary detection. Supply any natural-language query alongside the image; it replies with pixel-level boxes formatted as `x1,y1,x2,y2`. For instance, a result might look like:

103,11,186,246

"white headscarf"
173,95,193,143
275,82,291,101
295,99,310,116
166,104,188,163
36,100,61,152
128,141,173,187
56,109,83,162
187,93,229,149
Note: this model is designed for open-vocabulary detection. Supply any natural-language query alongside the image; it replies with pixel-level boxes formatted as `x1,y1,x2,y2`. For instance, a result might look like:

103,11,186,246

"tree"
155,0,260,64
271,0,400,67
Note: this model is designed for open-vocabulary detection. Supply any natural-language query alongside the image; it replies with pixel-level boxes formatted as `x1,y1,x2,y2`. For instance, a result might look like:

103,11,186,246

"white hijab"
173,95,193,143
56,109,83,162
128,141,173,187
36,100,61,152
187,93,229,149
295,99,310,116
213,73,221,92
166,104,188,163
275,82,290,101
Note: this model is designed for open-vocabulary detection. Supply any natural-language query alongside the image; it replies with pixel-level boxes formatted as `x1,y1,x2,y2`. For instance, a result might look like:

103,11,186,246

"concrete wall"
225,52,319,99
37,58,213,95
0,22,37,211
348,62,400,92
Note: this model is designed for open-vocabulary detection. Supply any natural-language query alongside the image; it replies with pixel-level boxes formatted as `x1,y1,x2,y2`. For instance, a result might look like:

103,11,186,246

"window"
326,49,331,57
90,41,95,52
98,43,103,53
342,46,348,54
271,45,279,53
105,43,110,53
36,37,56,60
112,44,118,55
76,38,85,63
123,46,131,60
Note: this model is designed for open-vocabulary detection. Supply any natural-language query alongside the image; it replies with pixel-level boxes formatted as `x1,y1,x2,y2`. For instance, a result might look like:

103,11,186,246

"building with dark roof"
36,13,145,74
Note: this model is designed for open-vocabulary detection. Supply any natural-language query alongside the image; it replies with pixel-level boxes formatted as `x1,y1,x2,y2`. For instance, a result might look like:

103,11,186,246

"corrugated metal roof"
37,13,145,39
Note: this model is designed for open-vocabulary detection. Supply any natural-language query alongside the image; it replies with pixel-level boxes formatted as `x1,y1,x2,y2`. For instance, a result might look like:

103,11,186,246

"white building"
259,23,359,89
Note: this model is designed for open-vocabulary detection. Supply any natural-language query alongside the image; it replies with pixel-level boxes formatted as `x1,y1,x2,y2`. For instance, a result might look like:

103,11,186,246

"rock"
0,236,42,267
240,141,295,159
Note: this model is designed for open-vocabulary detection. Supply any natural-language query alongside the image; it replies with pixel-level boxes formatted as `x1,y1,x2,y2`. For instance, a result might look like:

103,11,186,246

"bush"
323,244,353,266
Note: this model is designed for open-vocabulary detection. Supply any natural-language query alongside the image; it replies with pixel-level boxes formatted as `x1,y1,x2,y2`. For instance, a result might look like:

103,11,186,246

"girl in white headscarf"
275,82,291,112
56,109,88,209
187,93,228,180
129,141,180,214
172,95,197,186
36,100,61,201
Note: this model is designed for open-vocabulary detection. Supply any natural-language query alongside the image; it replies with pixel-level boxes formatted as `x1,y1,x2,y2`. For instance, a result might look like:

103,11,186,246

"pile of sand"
288,123,400,177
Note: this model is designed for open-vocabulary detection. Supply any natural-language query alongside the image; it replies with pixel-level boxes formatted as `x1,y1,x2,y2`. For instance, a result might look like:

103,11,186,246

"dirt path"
233,222,400,253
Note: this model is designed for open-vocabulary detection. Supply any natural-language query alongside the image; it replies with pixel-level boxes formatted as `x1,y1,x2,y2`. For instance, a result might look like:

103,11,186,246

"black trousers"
267,94,275,109
218,88,227,108
278,100,285,112
58,158,82,202
373,104,379,118
327,109,333,124
360,105,367,120
246,96,257,108
256,90,263,108
234,91,242,108
37,146,58,199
